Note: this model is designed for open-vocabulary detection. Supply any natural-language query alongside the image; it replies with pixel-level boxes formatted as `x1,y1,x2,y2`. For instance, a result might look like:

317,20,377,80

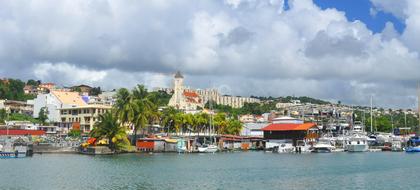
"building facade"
58,105,112,132
33,91,87,122
168,71,204,110
168,71,259,110
0,100,34,116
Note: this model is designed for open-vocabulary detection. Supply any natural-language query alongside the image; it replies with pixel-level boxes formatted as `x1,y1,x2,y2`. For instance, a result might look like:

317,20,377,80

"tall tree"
38,107,49,125
89,112,129,151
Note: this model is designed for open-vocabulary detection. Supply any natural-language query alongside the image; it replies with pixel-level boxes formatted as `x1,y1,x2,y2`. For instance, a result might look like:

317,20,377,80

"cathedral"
168,71,260,111
168,71,204,110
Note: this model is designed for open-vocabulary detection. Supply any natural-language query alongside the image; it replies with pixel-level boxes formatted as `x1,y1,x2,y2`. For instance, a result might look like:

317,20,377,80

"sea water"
1,152,419,190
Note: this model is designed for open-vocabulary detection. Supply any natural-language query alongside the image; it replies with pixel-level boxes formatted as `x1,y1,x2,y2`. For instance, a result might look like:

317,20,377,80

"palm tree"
115,88,136,126
194,112,209,137
161,107,178,134
89,112,128,151
130,85,157,145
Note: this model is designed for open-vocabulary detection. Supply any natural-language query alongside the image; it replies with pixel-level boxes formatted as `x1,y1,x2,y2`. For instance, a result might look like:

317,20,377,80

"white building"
33,91,87,122
168,71,204,110
168,71,259,110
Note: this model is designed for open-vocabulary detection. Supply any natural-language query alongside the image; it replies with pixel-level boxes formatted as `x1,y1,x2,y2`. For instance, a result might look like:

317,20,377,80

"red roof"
261,123,317,131
0,130,46,136
183,91,199,98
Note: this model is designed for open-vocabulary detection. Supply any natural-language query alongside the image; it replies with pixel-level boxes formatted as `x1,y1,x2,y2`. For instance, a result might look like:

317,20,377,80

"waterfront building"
0,100,34,116
262,122,319,146
33,90,87,122
168,71,259,110
58,104,111,133
241,123,267,137
58,104,112,132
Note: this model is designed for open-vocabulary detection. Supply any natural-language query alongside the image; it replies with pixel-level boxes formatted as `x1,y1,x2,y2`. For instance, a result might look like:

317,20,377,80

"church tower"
173,71,184,105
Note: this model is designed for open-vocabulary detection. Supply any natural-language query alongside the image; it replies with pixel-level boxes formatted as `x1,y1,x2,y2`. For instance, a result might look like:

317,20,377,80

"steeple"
174,71,184,79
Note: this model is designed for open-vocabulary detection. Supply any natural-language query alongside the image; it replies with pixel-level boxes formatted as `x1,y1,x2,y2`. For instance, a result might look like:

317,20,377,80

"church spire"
174,71,184,78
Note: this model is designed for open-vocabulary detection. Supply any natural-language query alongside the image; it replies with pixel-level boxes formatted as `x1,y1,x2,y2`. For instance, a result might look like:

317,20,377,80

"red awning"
261,123,317,131
0,129,46,136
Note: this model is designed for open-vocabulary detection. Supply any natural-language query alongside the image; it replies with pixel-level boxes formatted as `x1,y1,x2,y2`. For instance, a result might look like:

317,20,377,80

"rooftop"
262,123,317,131
51,90,87,106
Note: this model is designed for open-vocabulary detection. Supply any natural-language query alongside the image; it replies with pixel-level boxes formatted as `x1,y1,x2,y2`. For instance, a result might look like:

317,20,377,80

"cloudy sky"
0,0,419,108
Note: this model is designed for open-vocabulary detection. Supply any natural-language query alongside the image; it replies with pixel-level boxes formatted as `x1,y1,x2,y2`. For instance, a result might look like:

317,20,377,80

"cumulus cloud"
0,0,419,108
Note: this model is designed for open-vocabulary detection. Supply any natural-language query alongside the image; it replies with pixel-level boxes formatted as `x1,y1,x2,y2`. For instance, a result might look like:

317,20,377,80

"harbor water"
1,152,420,190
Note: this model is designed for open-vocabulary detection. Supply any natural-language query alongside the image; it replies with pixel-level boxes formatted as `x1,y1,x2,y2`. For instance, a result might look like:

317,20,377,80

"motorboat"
405,137,420,153
0,137,31,158
346,134,368,152
272,143,294,153
198,144,218,153
312,138,335,153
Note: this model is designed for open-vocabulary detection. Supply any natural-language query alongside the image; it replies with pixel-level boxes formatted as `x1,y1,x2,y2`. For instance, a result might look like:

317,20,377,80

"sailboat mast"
370,95,373,133
418,83,420,135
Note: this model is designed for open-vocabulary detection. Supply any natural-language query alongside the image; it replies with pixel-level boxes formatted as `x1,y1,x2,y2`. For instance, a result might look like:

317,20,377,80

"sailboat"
198,100,219,153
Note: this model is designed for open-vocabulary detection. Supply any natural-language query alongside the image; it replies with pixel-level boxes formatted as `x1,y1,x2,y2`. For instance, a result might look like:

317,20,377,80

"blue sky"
313,0,405,33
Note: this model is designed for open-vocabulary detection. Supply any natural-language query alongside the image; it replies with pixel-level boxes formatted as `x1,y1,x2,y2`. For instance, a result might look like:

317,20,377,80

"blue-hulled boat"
405,137,420,153
405,146,420,152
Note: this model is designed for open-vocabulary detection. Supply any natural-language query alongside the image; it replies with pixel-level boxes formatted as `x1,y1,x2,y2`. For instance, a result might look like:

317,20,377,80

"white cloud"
0,0,419,108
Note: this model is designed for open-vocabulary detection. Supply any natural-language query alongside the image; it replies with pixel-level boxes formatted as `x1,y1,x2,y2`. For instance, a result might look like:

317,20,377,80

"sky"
0,0,419,109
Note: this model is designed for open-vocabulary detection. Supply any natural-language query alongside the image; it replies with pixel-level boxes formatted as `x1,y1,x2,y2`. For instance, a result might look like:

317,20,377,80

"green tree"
0,109,7,124
89,112,130,151
38,107,49,125
68,129,81,137
89,87,101,96
225,119,243,135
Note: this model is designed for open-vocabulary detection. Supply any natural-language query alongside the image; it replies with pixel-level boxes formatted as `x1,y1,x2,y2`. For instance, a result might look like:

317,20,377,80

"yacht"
312,138,335,153
346,134,369,152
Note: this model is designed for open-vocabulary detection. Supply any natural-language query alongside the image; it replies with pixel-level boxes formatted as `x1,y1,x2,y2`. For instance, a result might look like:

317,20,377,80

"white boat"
198,144,218,153
346,134,368,152
312,138,335,153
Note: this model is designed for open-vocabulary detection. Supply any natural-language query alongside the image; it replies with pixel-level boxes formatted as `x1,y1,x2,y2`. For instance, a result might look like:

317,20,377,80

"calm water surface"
1,152,420,190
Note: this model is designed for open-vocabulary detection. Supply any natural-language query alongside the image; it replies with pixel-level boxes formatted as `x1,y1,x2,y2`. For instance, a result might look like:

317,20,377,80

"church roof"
174,71,183,78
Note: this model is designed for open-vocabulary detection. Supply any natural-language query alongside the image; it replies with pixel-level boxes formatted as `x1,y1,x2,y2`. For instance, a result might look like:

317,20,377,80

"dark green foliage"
0,79,36,101
89,87,101,96
8,113,39,123
68,129,81,137
0,109,6,124
26,79,41,86
148,90,172,107
38,107,49,125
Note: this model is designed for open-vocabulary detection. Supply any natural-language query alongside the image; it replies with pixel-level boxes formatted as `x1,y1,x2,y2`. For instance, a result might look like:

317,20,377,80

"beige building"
168,71,259,110
197,89,260,108
168,71,204,110
59,104,111,132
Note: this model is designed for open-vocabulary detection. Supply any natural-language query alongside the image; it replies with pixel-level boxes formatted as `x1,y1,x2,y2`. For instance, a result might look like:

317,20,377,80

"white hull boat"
198,144,218,153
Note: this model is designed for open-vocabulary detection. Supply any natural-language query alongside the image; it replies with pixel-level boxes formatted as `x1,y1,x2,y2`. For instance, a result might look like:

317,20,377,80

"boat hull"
0,151,27,158
347,144,368,152
405,147,420,153
198,145,218,153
